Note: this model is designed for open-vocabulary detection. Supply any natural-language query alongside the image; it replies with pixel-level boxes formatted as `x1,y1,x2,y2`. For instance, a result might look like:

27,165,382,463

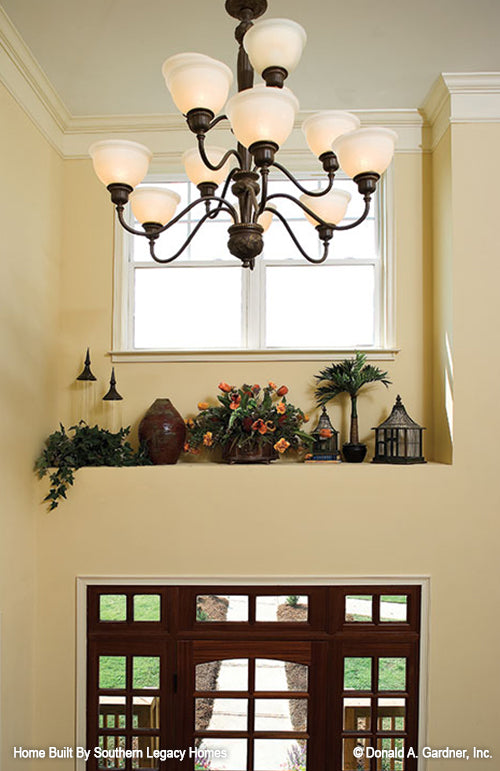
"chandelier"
89,0,397,270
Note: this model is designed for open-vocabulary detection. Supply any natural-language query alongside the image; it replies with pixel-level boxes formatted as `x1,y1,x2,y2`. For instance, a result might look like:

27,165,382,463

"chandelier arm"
116,196,239,238
197,134,244,171
207,168,239,219
256,167,269,218
264,192,331,227
267,207,330,264
148,210,218,264
271,161,335,197
333,198,371,230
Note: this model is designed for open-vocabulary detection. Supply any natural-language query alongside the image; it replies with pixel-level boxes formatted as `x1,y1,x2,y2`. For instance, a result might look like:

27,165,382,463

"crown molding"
0,5,69,154
422,72,500,150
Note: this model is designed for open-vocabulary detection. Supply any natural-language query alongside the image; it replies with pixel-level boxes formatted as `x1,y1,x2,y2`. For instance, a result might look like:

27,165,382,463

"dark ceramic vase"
342,442,367,463
222,442,279,464
139,399,186,465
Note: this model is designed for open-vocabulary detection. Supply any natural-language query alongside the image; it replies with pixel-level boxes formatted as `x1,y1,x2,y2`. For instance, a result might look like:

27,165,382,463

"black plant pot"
342,442,367,463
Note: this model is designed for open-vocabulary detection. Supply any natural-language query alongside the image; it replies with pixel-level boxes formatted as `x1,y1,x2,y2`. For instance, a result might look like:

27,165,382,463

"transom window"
115,174,390,354
87,584,421,770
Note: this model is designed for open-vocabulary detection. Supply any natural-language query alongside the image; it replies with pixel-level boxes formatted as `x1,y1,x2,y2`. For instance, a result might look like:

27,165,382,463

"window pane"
133,696,160,729
195,698,248,731
263,219,320,261
377,698,406,731
195,739,246,770
133,594,161,622
255,698,307,731
345,595,372,622
190,221,234,260
380,595,408,623
376,738,405,770
134,267,242,348
132,736,159,769
332,219,376,260
378,658,406,691
344,658,372,691
196,595,247,622
132,223,189,263
100,595,127,622
98,736,126,769
343,737,370,770
254,739,307,771
99,656,126,690
343,697,370,731
255,659,308,692
265,265,375,348
132,656,160,689
99,696,126,728
255,595,308,622
196,659,248,692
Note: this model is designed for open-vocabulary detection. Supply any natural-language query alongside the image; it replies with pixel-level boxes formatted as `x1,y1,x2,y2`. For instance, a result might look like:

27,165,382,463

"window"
87,584,421,770
113,172,393,357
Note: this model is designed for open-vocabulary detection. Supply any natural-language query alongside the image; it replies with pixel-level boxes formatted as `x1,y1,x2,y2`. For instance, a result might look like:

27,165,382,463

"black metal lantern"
311,405,340,460
372,395,426,464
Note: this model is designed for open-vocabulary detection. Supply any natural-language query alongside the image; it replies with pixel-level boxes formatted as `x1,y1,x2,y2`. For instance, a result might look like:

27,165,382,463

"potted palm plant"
314,352,391,462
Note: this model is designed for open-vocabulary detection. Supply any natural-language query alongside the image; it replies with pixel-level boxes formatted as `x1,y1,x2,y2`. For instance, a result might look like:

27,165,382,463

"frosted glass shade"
257,205,276,232
89,140,152,188
226,85,299,148
300,189,351,225
183,146,232,186
162,53,233,115
302,111,360,157
333,127,398,178
130,186,181,225
243,18,306,75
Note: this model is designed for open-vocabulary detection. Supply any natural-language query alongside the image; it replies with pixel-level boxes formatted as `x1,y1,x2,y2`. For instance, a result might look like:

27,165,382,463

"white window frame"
111,168,396,363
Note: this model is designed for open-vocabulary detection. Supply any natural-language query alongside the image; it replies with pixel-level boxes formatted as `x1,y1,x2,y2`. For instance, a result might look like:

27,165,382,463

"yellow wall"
0,82,62,768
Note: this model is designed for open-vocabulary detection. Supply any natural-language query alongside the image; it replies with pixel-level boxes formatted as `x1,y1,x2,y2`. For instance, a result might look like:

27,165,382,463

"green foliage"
286,595,299,607
34,421,151,511
185,382,312,457
314,351,391,404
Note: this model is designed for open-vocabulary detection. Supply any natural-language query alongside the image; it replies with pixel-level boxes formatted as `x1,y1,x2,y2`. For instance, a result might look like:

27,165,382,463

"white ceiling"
2,0,500,117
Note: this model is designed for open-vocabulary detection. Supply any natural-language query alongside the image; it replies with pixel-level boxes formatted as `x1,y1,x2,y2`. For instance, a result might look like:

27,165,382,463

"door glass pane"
378,658,406,691
344,658,372,691
377,698,405,731
255,660,308,692
133,696,160,729
99,656,126,690
380,595,408,623
133,594,161,622
132,736,159,769
343,698,370,731
345,595,372,622
376,738,405,770
255,596,308,622
97,736,126,769
100,595,127,622
195,739,247,770
133,656,160,689
196,659,248,692
134,267,242,349
265,265,375,348
196,595,248,622
254,739,307,770
343,737,370,770
99,696,126,728
195,698,248,731
254,699,307,731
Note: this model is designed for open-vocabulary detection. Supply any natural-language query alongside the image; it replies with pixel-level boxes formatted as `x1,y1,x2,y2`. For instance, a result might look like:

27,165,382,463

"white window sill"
110,347,400,364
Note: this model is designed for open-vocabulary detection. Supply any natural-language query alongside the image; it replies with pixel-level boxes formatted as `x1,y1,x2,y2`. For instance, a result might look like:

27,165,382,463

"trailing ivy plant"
34,422,151,510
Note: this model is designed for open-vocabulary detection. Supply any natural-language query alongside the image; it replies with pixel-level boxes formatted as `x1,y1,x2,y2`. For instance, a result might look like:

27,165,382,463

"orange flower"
319,428,333,438
265,420,276,432
274,438,290,454
229,394,241,410
203,431,213,447
276,401,286,414
252,384,261,393
277,385,288,397
251,419,268,434
197,401,209,411
185,418,195,428
268,381,277,390
303,414,310,423
218,381,232,393
183,442,190,452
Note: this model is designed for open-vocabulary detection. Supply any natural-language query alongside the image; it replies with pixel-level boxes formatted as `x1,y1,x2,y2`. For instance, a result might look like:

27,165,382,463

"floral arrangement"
185,381,312,457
